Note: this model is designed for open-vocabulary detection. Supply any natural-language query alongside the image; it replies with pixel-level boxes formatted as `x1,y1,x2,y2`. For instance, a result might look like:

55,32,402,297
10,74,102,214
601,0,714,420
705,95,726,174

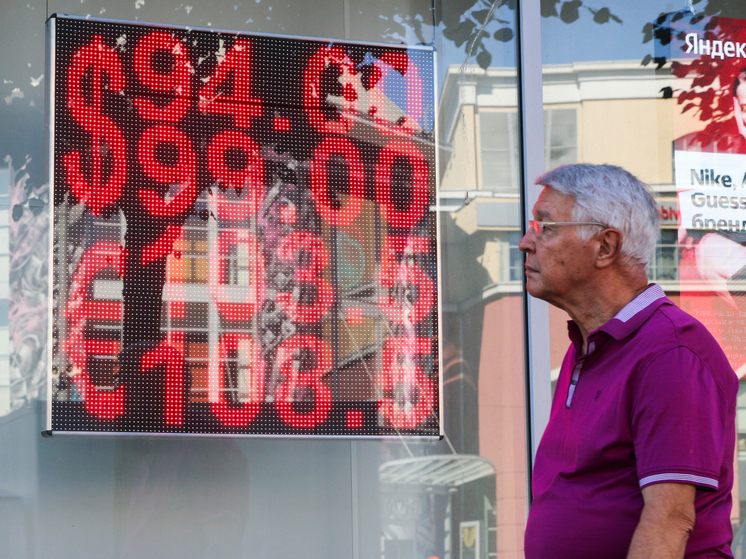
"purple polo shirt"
525,284,737,559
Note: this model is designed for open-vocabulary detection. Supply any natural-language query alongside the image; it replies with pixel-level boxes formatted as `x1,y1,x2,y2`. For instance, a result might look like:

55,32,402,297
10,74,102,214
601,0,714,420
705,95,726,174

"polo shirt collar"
567,284,669,350
599,283,668,340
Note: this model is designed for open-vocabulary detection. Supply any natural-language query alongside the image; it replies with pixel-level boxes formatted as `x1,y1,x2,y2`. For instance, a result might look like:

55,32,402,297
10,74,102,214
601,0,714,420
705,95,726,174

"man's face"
518,186,599,310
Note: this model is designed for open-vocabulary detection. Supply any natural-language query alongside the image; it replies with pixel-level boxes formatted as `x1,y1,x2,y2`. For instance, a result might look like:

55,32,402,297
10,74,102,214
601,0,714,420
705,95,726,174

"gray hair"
536,164,660,267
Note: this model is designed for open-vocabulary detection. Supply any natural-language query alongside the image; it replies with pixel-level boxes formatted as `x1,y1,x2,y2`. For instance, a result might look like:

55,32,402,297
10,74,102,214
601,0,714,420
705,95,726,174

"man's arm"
626,483,696,559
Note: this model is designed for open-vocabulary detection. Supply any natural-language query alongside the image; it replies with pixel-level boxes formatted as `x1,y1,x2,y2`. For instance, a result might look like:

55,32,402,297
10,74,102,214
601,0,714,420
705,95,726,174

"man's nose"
518,230,534,253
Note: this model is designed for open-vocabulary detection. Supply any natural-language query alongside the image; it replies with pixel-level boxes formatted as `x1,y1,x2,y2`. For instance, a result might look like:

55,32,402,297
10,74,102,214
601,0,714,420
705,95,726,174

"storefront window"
480,111,520,192
540,0,746,550
648,228,680,283
6,0,746,556
544,108,577,170
0,1,528,558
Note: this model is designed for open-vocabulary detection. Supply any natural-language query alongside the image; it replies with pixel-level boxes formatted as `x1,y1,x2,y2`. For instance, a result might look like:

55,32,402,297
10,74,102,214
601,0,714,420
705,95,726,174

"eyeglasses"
527,220,606,236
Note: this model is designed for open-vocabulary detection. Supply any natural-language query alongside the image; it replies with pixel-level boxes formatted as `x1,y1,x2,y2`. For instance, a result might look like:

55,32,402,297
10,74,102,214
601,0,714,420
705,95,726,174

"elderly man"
520,164,737,559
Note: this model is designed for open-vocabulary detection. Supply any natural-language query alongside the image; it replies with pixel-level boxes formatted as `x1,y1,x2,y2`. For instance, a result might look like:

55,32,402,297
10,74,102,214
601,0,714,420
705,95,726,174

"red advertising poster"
672,15,746,377
46,15,440,436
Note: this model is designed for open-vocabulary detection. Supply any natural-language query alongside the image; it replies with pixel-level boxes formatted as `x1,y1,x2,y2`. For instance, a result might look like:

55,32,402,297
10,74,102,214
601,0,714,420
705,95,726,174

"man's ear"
595,228,623,268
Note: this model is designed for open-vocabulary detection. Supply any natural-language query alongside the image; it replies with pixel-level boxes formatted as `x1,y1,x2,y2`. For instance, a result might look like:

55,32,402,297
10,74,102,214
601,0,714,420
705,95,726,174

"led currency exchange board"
47,15,441,437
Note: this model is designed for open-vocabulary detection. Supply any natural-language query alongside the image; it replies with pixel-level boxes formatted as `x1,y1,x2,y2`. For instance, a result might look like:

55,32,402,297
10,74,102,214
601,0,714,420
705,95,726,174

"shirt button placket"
566,341,595,408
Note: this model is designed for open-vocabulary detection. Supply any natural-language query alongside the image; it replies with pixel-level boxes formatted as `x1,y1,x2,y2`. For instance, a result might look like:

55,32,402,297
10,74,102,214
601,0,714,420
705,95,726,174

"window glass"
479,108,578,192
480,111,520,191
648,228,679,284
541,0,746,550
0,1,527,558
544,108,578,170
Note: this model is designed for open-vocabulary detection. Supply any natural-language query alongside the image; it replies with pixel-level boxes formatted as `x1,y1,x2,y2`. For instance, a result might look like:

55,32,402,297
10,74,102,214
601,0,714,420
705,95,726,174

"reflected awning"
379,455,496,488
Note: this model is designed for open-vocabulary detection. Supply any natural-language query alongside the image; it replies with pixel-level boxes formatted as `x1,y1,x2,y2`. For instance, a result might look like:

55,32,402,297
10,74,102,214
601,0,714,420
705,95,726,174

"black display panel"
47,15,440,437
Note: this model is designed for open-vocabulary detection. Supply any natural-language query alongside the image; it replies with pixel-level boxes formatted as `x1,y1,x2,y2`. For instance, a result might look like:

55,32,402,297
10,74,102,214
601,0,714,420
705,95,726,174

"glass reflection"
540,0,746,553
422,2,527,558
0,1,527,558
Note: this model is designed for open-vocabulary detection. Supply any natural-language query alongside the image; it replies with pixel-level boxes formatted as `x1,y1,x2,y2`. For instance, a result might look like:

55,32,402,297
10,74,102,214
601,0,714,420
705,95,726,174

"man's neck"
566,273,650,353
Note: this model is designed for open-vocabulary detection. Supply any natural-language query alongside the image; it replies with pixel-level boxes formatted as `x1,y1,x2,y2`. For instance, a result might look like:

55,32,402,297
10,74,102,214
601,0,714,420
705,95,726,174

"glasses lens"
529,221,542,235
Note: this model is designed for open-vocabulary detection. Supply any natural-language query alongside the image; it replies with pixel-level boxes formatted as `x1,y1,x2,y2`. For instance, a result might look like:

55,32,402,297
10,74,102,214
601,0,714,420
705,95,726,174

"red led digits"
368,52,422,137
133,31,191,122
275,335,332,428
65,36,127,216
310,137,365,227
75,371,123,420
274,117,291,131
63,242,126,420
379,236,434,326
64,242,126,357
165,330,186,358
55,21,439,436
138,124,197,217
378,337,435,429
82,340,120,355
346,410,363,429
379,262,434,325
142,342,185,425
381,51,409,75
199,40,261,128
375,140,429,229
207,130,264,221
346,307,364,324
210,333,264,426
277,232,333,323
142,224,182,265
303,46,359,135
80,301,123,320
209,230,265,322
165,235,186,319
385,235,429,254
280,205,297,223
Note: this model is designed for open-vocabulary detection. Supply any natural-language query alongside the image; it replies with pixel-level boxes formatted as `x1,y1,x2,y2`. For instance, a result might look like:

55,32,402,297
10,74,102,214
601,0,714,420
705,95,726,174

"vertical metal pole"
351,440,360,559
331,226,340,400
516,0,552,495
344,0,351,40
445,490,453,559
207,197,220,403
47,18,60,428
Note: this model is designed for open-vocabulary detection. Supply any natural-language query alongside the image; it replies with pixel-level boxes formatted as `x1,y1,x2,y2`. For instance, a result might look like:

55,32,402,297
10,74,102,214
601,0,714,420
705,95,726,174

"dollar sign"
63,35,127,216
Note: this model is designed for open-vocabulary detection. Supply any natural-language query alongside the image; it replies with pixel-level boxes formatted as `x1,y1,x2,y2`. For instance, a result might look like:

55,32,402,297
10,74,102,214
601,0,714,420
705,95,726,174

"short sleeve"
632,347,728,491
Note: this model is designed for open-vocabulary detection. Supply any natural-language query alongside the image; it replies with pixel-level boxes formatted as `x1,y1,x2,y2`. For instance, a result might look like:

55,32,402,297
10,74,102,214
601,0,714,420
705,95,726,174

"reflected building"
3,1,746,558
439,59,745,537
